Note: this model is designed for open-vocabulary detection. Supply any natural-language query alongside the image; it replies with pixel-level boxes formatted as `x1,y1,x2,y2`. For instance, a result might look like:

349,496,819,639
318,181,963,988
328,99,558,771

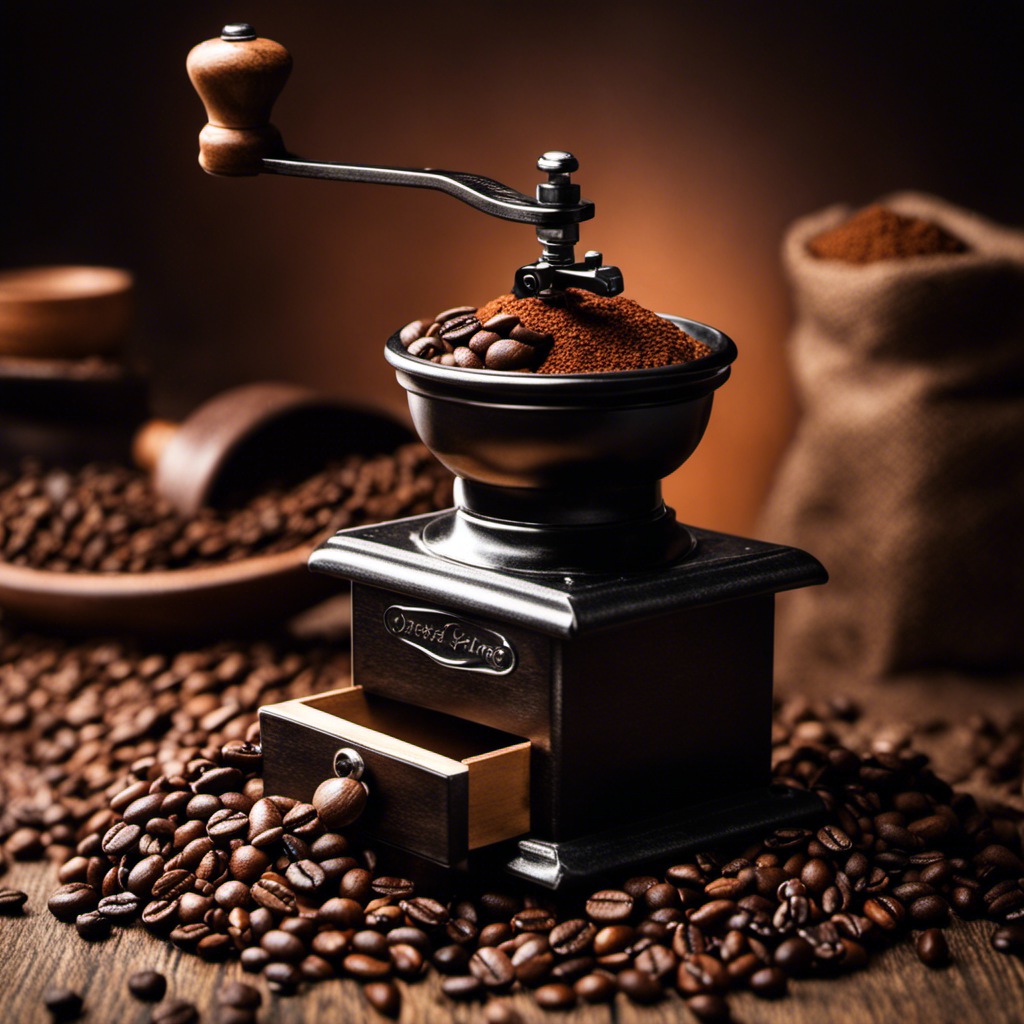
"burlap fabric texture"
760,192,1024,690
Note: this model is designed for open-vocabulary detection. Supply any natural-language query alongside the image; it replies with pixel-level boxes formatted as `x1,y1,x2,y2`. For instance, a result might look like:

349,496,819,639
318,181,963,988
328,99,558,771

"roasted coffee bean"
387,942,424,978
366,904,404,931
229,845,270,884
690,899,737,930
550,918,596,955
247,798,284,848
511,907,556,933
470,946,515,989
687,993,731,1022
864,895,905,931
434,305,477,324
141,898,180,932
619,968,662,1004
438,314,482,344
635,943,677,980
240,947,271,973
352,929,390,959
75,909,112,941
677,954,730,996
207,808,249,841
152,869,195,900
0,887,29,915
400,319,429,347
362,979,400,1017
396,896,447,929
371,876,414,899
586,889,633,923
441,974,485,1001
482,313,519,335
468,330,502,355
312,776,367,830
485,338,536,371
47,883,99,922
434,943,472,974
991,925,1024,956
916,928,949,967
251,877,297,916
534,982,576,1009
170,921,211,950
152,999,198,1024
261,929,306,962
774,935,814,975
344,953,392,980
264,961,302,993
908,894,950,928
575,972,616,1003
750,965,788,998
101,821,141,855
127,970,167,1002
286,858,326,894
42,987,83,1020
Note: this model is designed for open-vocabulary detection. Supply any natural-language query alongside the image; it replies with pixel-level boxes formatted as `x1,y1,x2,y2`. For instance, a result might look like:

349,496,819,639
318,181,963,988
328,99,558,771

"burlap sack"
760,192,1024,690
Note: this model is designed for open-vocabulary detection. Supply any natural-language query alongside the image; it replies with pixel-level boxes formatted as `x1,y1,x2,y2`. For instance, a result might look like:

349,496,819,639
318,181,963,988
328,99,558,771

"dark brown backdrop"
3,2,1021,535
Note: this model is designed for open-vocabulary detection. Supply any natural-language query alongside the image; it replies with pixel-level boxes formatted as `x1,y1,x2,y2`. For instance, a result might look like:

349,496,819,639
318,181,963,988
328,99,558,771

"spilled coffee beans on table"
26,705,1024,1021
0,442,452,572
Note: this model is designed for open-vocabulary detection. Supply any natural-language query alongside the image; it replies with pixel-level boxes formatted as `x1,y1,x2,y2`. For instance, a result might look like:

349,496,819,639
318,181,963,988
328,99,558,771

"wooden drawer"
260,687,530,866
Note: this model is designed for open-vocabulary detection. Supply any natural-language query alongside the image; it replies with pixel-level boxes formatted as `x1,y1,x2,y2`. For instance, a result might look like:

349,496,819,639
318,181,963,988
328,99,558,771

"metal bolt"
221,24,257,42
333,747,365,780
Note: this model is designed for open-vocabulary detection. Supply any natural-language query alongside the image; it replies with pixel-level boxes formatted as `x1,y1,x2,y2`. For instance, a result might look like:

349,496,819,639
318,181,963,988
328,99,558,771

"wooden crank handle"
185,24,292,176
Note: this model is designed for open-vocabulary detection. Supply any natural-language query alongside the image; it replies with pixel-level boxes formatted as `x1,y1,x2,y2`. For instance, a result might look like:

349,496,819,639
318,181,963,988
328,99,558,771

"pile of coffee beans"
27,710,1023,1021
807,204,967,263
0,443,452,573
399,289,710,374
0,623,351,868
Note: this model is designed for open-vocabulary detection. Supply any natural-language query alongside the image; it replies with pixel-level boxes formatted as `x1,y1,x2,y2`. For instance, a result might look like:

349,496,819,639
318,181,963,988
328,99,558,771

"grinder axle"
186,24,624,298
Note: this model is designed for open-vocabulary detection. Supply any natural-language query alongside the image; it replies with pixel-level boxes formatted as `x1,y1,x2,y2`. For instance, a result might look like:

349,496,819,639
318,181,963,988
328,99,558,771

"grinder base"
498,784,823,889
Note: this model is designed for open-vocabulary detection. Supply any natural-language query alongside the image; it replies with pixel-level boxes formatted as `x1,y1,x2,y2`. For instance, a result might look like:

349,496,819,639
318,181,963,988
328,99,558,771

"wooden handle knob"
186,24,292,176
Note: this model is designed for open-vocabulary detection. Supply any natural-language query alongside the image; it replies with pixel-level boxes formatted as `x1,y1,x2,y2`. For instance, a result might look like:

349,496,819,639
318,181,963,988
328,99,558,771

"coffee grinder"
187,25,827,888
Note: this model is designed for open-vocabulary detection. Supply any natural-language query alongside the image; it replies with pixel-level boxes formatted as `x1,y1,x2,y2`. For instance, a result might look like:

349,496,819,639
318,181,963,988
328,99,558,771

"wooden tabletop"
3,859,1022,1024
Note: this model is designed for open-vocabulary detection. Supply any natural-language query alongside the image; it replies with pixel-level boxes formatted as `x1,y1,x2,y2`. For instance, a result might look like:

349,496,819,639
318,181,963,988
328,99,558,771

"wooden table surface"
3,859,1023,1024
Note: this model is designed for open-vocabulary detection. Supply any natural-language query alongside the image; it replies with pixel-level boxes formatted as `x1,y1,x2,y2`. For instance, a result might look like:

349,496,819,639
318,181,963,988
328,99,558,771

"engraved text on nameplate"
383,606,517,674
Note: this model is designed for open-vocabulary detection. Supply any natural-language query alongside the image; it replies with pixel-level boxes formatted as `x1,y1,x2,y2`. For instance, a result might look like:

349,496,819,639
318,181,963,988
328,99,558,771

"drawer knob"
333,747,365,781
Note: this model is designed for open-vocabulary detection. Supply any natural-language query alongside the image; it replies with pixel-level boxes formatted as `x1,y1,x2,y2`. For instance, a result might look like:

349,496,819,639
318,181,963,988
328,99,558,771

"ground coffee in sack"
760,192,1024,688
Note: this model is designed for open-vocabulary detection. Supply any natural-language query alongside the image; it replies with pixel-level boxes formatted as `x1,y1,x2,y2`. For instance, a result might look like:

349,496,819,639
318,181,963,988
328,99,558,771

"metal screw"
333,747,365,780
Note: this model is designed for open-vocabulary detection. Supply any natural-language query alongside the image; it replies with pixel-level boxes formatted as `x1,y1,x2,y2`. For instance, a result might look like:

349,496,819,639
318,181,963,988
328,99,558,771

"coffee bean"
438,314,482,344
126,854,165,897
42,987,83,1020
469,946,515,989
0,888,28,915
152,869,195,901
534,982,576,1009
634,943,676,980
750,965,788,998
252,877,297,916
101,821,141,855
483,1001,523,1024
286,859,326,894
916,928,949,967
75,909,112,940
441,975,485,1001
511,907,556,932
908,894,950,928
370,876,413,899
264,961,302,993
341,952,390,980
690,899,737,929
864,895,905,931
550,918,596,955
128,970,167,1001
153,998,199,1024
687,993,732,1022
482,314,520,335
774,935,813,975
312,776,367,830
400,319,429,347
484,338,537,371
261,928,306,962
360,979,399,1017
452,345,485,368
47,883,98,922
509,325,552,348
207,808,249,841
586,889,633,923
991,925,1024,956
434,305,477,324
815,824,853,852
123,793,166,825
400,896,449,928
575,972,616,1003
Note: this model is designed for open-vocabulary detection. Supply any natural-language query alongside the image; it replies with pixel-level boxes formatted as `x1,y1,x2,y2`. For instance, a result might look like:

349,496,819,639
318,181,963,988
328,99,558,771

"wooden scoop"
133,381,412,515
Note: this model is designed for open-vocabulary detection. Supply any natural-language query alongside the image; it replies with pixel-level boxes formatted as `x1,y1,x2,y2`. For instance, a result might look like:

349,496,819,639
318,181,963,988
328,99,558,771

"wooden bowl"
0,542,339,637
0,266,134,359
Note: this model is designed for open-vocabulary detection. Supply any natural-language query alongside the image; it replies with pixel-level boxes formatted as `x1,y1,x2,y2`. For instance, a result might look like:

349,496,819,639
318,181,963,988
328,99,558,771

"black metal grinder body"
188,25,826,888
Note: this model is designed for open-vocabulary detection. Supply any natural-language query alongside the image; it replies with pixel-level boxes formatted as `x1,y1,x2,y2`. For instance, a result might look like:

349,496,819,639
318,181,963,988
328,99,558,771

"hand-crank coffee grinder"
188,25,827,888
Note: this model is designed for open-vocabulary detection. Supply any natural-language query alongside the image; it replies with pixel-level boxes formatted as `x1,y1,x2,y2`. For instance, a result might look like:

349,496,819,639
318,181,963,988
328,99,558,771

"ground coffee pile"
399,290,710,374
807,205,968,263
0,444,452,573
477,290,710,373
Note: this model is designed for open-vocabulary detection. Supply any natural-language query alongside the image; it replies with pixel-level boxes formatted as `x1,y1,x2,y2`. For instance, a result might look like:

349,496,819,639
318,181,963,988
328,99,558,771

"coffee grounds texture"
807,205,968,264
474,289,710,374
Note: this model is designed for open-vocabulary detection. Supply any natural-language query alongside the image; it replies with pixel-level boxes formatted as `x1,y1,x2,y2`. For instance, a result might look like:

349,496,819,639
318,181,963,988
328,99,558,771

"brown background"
2,2,1021,535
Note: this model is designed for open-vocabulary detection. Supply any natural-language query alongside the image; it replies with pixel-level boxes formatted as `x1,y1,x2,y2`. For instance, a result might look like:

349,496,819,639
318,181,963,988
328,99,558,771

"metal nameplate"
383,606,517,675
